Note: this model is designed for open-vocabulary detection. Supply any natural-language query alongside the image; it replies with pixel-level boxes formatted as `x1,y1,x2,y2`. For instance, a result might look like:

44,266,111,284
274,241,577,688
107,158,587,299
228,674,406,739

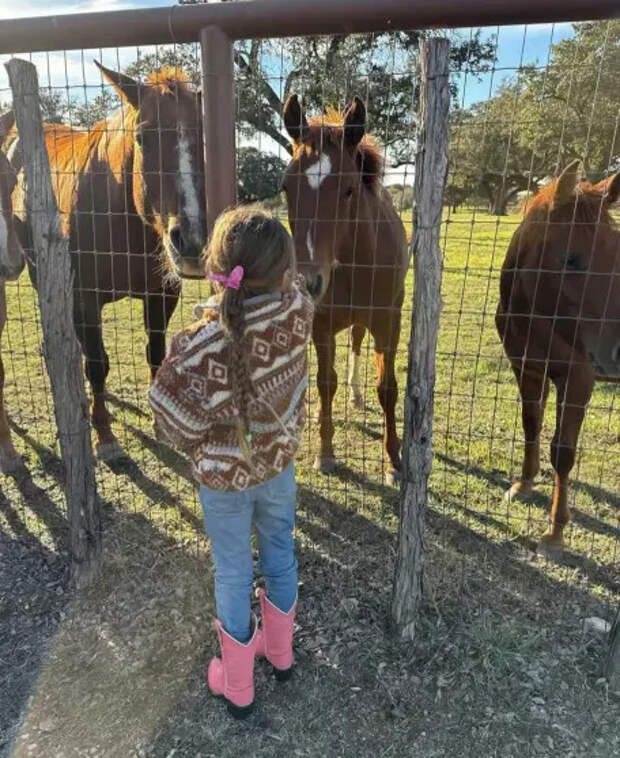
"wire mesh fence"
0,13,618,756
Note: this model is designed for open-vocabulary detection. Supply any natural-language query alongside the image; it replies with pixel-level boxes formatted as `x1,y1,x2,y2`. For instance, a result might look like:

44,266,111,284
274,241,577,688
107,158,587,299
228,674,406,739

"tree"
449,20,619,214
179,0,495,165
237,147,287,202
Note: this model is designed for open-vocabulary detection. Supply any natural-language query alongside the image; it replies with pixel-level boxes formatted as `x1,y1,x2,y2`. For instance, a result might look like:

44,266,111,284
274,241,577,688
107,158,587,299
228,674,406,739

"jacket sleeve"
148,331,213,451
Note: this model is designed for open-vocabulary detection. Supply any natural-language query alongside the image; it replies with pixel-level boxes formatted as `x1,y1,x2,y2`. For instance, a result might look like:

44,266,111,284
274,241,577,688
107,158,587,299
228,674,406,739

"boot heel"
273,665,293,682
227,700,254,720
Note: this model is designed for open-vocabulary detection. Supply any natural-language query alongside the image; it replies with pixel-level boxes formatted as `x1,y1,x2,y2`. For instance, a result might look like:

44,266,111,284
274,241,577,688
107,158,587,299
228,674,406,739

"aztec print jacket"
149,276,314,491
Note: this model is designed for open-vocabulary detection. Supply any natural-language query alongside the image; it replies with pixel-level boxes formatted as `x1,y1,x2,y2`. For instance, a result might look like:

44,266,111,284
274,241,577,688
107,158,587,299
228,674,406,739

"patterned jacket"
149,277,314,491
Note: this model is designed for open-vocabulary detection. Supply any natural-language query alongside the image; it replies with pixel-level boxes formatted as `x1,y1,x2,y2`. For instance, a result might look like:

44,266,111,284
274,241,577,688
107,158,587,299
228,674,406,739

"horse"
0,110,26,473
281,95,409,484
496,160,620,551
3,64,206,461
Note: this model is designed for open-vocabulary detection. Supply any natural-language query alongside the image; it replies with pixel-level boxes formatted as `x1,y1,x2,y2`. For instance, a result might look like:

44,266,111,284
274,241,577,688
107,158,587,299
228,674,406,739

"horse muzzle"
166,225,205,279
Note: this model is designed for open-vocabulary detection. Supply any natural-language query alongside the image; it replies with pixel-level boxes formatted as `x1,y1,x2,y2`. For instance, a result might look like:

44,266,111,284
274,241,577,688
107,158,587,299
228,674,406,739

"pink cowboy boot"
207,618,257,719
255,589,296,681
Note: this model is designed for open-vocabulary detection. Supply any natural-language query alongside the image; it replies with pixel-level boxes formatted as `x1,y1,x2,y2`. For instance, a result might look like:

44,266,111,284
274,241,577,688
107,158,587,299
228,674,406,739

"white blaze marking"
348,351,361,391
305,153,332,190
178,130,201,238
306,228,315,261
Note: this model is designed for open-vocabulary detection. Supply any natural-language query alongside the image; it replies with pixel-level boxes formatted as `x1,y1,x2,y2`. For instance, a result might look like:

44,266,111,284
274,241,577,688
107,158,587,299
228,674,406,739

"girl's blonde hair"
204,204,295,464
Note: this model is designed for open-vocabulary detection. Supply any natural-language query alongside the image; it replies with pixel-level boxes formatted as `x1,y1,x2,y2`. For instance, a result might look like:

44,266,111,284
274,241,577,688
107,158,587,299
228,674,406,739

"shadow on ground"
1,450,618,758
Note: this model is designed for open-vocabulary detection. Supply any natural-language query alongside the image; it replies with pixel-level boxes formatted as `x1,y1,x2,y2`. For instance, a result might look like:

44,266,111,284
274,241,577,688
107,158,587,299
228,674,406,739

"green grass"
1,208,618,757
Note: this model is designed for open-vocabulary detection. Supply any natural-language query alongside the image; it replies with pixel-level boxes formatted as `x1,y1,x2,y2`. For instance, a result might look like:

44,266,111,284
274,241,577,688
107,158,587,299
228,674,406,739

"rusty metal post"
201,25,237,234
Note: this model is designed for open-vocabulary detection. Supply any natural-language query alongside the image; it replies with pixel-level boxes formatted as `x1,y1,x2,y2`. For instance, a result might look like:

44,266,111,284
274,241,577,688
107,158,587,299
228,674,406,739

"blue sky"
0,1,576,180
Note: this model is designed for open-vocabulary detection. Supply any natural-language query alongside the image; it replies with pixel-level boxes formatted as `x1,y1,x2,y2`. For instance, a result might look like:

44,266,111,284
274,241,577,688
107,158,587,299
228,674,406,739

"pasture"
0,209,618,757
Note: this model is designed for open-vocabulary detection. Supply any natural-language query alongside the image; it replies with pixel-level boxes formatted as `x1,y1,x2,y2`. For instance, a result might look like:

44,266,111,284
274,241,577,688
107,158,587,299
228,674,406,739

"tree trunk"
390,38,450,640
490,185,509,215
6,58,101,589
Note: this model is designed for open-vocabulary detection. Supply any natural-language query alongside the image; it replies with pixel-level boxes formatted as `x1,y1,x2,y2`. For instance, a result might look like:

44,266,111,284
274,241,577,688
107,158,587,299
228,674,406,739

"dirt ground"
1,481,618,758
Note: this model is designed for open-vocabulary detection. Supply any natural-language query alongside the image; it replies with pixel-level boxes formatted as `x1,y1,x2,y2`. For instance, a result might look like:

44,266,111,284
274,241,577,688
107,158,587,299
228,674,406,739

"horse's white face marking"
177,129,201,239
305,152,332,190
306,228,315,261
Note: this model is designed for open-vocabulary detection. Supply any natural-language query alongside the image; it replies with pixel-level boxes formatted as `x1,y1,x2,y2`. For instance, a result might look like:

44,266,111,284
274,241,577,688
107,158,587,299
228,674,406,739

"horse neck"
345,185,382,264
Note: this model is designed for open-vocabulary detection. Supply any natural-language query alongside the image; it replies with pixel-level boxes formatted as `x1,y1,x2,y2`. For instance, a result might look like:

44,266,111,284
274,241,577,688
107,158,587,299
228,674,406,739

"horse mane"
43,66,194,187
145,66,193,94
523,177,616,227
294,106,384,190
45,107,137,185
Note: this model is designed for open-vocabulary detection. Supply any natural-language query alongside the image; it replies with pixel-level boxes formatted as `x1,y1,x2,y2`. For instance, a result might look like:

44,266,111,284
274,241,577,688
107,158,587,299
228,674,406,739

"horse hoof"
504,481,534,503
384,469,400,487
537,534,564,558
314,455,336,475
0,450,26,476
97,440,128,463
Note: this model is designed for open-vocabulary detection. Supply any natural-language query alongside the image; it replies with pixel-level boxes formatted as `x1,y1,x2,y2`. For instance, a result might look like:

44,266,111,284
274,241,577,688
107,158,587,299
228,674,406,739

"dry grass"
0,209,618,757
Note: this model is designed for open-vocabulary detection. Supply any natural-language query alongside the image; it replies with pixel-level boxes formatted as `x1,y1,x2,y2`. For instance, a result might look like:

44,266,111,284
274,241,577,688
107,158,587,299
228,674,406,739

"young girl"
149,205,314,718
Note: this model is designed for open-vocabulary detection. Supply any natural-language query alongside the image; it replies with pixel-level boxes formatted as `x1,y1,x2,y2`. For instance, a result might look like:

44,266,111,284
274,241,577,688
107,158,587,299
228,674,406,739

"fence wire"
0,18,618,756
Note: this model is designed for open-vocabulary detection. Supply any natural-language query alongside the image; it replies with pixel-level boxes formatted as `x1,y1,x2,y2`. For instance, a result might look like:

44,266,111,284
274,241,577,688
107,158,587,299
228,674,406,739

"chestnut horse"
0,111,26,473
496,160,620,550
4,64,206,460
282,95,408,483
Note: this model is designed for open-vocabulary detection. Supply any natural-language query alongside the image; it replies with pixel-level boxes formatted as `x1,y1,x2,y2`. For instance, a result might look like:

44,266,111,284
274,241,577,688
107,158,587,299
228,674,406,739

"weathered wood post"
6,58,101,588
390,38,450,639
604,607,620,692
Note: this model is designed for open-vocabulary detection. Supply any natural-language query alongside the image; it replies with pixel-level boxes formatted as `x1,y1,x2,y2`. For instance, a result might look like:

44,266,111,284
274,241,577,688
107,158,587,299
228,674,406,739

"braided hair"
204,205,295,466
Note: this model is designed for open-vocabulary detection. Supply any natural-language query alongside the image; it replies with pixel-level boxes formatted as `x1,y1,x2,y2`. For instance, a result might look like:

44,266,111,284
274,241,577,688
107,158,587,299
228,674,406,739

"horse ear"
0,110,14,142
283,94,309,143
554,159,582,206
343,96,366,148
603,172,620,205
94,60,143,110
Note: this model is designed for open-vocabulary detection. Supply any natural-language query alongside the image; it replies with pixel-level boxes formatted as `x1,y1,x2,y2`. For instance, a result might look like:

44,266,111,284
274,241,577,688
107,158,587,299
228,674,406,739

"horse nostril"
170,225,184,255
306,273,323,300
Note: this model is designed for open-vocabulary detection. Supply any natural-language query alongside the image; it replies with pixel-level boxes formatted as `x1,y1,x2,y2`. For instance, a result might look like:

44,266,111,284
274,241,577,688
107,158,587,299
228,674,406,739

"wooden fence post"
390,38,450,639
604,607,620,692
6,58,101,589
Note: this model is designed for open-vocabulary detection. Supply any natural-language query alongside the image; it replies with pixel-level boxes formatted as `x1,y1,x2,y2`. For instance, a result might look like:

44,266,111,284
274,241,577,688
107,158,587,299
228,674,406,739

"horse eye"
135,130,144,147
566,253,583,271
344,186,354,198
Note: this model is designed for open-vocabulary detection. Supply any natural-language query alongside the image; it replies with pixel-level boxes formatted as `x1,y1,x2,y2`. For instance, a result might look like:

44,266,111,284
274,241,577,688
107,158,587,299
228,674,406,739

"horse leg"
505,363,550,501
348,324,366,410
371,318,401,486
313,325,337,474
74,299,123,461
143,288,179,442
142,287,179,383
0,284,22,474
540,366,595,551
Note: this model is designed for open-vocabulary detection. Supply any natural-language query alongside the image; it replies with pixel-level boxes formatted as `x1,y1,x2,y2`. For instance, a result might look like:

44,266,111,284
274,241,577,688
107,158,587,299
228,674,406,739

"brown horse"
496,160,620,550
282,95,408,483
4,64,206,460
0,110,26,473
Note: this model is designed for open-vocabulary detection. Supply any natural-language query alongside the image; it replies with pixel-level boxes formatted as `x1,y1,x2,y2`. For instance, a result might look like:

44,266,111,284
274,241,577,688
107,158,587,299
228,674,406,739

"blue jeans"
200,462,298,643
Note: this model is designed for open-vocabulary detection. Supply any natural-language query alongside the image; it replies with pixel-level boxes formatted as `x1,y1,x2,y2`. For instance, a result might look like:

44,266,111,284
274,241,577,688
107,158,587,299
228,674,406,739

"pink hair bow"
207,265,244,290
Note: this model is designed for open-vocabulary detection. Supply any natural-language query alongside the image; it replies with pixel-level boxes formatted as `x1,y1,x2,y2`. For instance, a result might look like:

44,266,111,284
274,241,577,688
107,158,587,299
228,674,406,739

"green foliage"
449,20,619,214
237,146,287,202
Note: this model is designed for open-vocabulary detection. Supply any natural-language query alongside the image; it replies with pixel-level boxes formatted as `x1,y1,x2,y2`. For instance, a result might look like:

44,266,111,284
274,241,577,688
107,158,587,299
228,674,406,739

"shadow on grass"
436,452,618,541
103,456,202,533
